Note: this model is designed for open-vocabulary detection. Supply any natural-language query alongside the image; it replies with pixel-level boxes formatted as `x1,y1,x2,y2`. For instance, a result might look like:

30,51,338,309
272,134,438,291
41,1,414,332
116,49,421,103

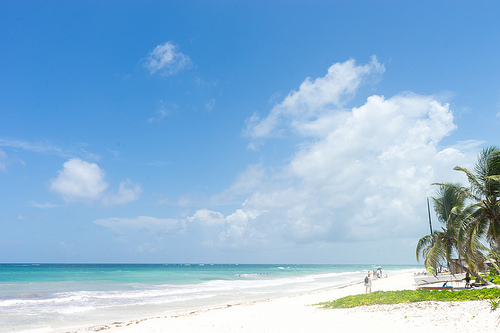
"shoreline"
69,271,498,333
4,265,417,332
70,280,369,333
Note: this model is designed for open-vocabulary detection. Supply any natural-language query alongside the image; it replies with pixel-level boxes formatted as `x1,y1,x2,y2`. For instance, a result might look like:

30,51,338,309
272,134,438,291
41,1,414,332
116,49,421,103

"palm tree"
415,227,457,274
454,146,500,269
417,147,499,283
416,184,466,273
416,184,488,283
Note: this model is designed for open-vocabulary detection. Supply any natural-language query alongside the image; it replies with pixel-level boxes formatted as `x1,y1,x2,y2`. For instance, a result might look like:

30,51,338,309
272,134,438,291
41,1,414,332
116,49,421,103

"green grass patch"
317,288,500,309
485,272,500,285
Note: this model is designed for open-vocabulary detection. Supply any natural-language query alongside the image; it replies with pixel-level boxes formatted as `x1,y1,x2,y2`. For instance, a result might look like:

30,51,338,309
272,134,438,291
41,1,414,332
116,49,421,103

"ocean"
0,263,420,332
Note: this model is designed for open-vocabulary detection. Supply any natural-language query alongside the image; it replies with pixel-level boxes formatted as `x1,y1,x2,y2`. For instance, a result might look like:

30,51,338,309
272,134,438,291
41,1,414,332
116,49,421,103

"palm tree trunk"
449,260,490,285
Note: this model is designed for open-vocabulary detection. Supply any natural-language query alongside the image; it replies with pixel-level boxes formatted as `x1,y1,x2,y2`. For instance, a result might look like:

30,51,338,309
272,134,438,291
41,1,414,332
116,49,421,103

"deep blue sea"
0,263,420,332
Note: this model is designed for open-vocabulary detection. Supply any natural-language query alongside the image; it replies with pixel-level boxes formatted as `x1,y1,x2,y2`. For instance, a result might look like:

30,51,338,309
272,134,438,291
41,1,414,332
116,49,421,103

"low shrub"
318,288,500,309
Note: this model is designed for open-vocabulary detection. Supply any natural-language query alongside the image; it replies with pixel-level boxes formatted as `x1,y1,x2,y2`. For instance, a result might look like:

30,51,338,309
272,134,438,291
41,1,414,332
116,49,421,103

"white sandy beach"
71,272,498,333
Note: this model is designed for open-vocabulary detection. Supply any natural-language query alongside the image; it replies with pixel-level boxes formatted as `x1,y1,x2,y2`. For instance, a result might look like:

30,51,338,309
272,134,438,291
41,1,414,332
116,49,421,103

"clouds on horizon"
94,57,480,256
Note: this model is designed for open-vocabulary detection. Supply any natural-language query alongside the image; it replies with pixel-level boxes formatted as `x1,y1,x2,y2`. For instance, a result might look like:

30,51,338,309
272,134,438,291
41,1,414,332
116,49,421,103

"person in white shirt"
364,271,372,293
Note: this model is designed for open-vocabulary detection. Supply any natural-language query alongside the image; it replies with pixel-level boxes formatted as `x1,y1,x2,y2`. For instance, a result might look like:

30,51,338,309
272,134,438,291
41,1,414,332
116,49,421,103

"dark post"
427,197,433,234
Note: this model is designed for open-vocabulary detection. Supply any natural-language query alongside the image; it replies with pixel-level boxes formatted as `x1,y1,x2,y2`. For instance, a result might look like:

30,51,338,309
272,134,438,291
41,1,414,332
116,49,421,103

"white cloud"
50,158,108,202
102,179,142,206
188,209,225,226
50,158,141,205
210,164,266,204
94,216,185,235
245,56,385,139
217,208,262,247
144,41,191,76
209,58,478,250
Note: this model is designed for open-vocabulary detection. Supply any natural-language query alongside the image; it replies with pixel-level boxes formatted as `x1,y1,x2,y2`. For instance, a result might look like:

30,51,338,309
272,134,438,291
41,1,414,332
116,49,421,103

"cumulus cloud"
144,41,191,76
50,158,108,202
205,58,478,249
88,57,479,261
245,56,385,138
50,158,141,205
217,208,263,247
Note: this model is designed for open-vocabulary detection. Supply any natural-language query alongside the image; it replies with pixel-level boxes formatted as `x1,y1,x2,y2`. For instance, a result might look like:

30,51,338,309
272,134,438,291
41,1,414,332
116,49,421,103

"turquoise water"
0,264,420,332
0,263,374,283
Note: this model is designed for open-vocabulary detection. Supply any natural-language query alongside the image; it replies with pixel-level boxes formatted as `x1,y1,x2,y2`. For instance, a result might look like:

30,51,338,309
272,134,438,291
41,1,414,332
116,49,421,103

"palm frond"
416,233,434,262
424,238,444,271
453,166,484,200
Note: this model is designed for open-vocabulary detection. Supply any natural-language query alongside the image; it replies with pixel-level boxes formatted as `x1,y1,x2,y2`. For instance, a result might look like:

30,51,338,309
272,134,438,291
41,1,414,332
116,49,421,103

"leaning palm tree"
416,226,458,274
416,184,467,272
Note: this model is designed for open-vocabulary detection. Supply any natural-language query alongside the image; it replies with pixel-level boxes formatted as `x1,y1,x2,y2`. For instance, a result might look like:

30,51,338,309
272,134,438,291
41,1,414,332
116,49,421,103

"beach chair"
419,283,454,291
419,286,454,291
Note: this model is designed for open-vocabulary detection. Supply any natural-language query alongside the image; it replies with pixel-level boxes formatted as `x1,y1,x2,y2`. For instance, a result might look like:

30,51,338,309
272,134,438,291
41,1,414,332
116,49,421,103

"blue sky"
1,1,499,264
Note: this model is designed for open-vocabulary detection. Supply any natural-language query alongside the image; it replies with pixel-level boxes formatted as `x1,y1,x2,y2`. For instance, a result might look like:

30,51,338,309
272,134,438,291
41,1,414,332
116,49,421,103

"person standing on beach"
364,271,372,293
464,272,471,288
